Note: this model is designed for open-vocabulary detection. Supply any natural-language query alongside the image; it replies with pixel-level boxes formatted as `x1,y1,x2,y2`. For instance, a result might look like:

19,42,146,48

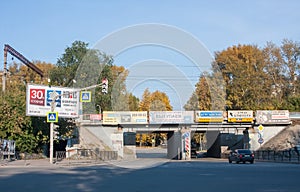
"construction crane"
2,44,44,92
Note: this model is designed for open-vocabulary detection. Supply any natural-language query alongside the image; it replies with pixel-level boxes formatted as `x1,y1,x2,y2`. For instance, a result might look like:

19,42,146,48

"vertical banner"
181,128,191,160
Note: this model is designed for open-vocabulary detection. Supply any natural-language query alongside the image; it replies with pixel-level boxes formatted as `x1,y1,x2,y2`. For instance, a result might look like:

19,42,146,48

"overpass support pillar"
206,131,221,158
167,131,182,160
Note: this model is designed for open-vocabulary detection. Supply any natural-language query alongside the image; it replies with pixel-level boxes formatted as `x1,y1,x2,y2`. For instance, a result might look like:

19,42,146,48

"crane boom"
4,44,44,78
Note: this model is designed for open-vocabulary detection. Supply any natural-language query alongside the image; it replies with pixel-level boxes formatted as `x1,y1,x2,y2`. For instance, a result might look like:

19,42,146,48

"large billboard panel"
26,84,80,118
228,110,253,122
256,110,290,124
102,111,148,125
195,111,224,123
149,111,194,124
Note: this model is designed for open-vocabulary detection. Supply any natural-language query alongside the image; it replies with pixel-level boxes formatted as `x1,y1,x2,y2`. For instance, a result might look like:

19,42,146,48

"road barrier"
55,149,118,165
254,149,300,163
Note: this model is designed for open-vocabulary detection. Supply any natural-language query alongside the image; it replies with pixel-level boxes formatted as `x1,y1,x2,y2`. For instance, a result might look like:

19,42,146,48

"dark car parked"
228,149,254,164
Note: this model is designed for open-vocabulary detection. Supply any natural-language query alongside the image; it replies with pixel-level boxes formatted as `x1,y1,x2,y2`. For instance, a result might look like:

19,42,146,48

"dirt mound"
259,124,300,151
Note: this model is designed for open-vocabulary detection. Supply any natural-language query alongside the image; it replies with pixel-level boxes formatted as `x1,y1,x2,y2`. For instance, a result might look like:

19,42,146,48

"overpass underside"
80,122,255,160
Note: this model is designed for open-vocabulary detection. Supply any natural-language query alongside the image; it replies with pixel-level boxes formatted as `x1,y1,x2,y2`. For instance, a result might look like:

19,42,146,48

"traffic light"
102,78,108,94
53,124,59,139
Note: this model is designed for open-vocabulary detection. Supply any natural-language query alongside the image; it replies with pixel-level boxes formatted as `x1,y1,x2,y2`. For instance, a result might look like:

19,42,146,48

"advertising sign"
256,110,290,124
149,111,194,124
26,84,80,118
228,110,253,122
102,111,148,125
89,114,102,121
195,111,224,123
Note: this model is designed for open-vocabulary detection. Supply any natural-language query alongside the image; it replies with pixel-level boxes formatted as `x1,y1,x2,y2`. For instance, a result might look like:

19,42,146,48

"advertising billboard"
149,111,194,124
195,111,224,123
228,110,253,122
102,111,148,125
256,110,290,124
26,84,80,118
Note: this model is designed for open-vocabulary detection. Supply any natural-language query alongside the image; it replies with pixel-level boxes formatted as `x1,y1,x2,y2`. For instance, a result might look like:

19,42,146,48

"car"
228,149,254,164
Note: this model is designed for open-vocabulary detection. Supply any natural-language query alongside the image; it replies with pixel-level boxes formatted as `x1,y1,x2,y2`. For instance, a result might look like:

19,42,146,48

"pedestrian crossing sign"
47,112,58,123
80,91,91,102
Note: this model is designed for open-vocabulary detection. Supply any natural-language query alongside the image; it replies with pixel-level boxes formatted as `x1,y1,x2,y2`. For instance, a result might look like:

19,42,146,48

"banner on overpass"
102,111,148,125
256,110,290,124
228,110,253,123
195,111,224,123
149,111,194,124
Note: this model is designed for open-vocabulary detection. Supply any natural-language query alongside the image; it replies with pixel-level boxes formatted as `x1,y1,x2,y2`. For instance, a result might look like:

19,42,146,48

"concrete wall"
249,126,287,151
83,126,138,159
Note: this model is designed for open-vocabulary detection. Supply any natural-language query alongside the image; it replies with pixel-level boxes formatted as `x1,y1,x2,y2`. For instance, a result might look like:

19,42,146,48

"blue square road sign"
47,112,58,123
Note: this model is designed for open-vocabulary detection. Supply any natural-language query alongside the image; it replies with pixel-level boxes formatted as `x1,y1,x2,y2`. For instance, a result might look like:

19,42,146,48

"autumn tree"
183,91,199,111
139,88,152,111
108,65,131,111
280,39,300,98
128,93,140,111
139,88,172,111
263,40,300,109
214,44,270,110
150,90,172,111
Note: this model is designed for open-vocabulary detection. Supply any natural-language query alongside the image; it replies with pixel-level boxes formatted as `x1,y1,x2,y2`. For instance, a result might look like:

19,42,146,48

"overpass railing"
254,149,300,163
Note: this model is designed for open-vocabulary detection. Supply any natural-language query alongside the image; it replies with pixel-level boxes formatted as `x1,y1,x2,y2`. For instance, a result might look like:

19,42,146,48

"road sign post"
49,101,56,164
47,82,106,164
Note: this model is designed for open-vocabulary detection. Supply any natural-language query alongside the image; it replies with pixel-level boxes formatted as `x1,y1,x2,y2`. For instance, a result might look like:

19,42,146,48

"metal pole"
50,122,54,164
49,97,56,164
2,48,7,92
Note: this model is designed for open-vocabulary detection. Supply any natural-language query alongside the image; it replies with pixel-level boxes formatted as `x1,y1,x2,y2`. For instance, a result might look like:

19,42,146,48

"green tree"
50,41,89,86
0,86,39,152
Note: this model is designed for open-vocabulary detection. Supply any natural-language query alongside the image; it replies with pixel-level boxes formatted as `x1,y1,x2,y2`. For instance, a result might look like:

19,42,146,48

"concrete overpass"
76,118,292,160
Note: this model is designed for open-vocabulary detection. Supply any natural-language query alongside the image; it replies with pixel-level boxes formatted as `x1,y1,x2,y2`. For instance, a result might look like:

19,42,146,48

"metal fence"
254,149,300,163
55,149,118,165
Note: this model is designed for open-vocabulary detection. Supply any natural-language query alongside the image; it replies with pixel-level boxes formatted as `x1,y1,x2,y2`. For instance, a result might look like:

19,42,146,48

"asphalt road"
1,159,299,192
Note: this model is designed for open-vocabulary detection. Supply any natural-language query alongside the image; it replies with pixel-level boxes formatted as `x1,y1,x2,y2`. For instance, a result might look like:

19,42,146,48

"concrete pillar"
167,131,182,160
206,131,221,158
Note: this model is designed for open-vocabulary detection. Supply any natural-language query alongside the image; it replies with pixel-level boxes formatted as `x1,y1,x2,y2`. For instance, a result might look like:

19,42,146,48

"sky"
1,0,300,110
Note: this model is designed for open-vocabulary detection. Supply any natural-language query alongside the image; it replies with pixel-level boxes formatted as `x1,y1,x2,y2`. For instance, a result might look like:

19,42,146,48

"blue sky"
1,0,300,110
